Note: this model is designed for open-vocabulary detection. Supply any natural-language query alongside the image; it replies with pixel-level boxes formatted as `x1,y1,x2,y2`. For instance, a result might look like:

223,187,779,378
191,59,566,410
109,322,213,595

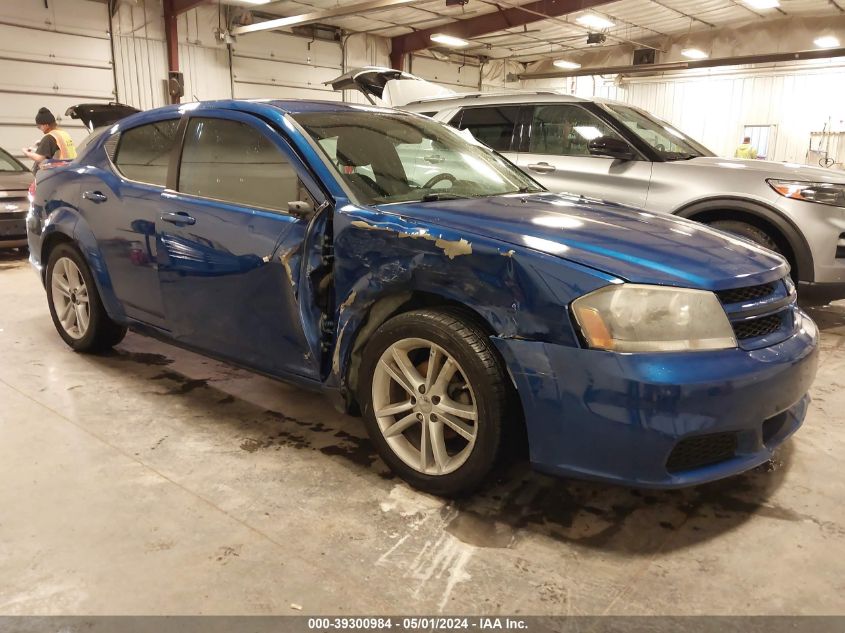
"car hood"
0,170,33,194
385,193,787,290
682,156,845,183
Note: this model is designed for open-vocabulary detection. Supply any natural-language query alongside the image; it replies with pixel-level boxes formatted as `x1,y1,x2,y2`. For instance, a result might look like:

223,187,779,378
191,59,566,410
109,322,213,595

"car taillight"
39,159,71,171
28,180,36,203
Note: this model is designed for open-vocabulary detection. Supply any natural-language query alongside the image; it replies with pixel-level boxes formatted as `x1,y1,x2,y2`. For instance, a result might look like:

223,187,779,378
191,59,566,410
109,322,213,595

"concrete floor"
1,248,845,616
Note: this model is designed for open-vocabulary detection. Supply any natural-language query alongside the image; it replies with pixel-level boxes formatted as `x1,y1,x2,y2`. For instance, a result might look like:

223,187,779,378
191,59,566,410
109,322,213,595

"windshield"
292,110,544,205
0,147,26,172
603,104,714,160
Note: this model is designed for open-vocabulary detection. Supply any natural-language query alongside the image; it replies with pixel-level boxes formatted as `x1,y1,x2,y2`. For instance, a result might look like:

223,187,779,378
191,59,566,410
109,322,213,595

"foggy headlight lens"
572,284,736,352
768,179,845,208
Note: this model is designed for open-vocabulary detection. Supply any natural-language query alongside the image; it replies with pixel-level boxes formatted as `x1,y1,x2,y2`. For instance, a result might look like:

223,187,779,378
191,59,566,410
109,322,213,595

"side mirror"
588,136,635,161
287,200,314,219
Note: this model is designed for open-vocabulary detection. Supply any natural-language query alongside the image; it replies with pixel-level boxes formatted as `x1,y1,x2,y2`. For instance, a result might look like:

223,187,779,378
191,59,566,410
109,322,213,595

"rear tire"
359,308,509,497
46,243,127,352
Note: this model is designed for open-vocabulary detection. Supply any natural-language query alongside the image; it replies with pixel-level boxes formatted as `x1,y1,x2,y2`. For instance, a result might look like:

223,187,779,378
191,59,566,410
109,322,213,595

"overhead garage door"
0,0,115,165
231,32,342,101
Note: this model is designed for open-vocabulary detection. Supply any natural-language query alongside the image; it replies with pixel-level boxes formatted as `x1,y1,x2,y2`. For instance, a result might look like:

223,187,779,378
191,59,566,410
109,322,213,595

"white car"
333,68,845,297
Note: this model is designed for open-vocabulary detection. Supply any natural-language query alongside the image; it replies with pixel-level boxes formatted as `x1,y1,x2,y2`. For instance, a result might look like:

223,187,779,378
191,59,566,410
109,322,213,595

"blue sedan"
27,99,819,495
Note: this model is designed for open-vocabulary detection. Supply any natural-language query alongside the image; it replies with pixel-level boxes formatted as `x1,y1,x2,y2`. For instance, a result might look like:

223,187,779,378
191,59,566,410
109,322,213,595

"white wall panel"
409,55,479,91
113,33,168,111
232,52,340,100
180,43,232,101
0,0,114,164
522,60,845,165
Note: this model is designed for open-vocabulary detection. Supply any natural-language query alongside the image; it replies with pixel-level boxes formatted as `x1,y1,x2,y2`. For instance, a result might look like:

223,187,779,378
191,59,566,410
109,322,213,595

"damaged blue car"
27,100,819,495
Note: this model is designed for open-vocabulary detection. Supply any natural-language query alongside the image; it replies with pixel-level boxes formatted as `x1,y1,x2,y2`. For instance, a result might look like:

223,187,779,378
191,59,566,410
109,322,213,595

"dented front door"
157,111,323,380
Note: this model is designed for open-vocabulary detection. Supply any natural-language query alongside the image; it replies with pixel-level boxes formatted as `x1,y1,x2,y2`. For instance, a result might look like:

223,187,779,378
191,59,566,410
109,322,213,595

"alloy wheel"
51,256,90,340
371,337,478,475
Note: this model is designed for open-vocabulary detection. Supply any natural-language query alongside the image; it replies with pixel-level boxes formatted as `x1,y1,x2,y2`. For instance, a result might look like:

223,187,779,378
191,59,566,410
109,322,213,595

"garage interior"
2,0,845,619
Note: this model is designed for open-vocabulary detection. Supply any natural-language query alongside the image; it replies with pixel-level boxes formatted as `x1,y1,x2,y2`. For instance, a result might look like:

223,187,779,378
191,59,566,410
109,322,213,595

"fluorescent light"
237,0,273,4
814,35,840,48
576,14,614,30
744,0,780,8
430,33,470,47
553,60,582,69
682,48,709,59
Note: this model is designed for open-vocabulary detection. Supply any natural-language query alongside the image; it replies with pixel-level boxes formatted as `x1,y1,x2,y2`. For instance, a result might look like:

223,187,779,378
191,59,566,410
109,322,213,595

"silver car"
418,94,845,292
331,69,845,292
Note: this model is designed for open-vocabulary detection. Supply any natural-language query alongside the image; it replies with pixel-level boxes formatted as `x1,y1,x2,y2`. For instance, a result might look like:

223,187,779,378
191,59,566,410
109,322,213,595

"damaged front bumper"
492,309,819,488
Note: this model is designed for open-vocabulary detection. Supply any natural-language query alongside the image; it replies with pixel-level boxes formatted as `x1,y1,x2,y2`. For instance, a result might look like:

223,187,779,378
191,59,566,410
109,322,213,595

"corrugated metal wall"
0,0,115,163
523,61,845,164
409,55,480,92
111,3,389,106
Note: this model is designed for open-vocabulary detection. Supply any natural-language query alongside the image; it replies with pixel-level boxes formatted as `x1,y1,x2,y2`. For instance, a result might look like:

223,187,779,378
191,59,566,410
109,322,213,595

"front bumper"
776,197,845,285
493,308,819,488
0,215,27,248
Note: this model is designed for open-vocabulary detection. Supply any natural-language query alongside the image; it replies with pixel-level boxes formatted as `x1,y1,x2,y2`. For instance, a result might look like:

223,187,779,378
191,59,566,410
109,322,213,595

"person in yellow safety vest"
734,136,758,160
22,107,77,173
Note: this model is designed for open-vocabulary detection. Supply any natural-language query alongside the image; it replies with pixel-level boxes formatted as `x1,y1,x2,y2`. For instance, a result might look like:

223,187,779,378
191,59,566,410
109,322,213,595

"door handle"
424,154,445,164
160,211,196,226
82,190,108,203
526,162,556,174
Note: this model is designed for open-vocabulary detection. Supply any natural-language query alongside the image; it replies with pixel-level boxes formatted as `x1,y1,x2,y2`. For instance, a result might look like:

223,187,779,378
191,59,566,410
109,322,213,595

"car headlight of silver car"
572,284,737,352
767,179,845,208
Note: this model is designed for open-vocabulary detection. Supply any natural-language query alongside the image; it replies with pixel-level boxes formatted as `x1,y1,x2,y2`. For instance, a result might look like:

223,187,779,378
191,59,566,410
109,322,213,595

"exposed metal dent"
349,219,473,259
278,247,297,291
335,292,412,403
338,289,358,314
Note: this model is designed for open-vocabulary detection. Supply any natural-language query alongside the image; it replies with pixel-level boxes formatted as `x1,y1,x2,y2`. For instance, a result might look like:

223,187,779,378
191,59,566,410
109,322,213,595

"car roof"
128,99,398,119
401,91,627,110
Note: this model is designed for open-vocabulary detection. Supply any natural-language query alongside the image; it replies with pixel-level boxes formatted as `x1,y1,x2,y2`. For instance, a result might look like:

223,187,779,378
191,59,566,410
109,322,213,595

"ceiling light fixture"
743,0,780,8
430,33,470,47
681,48,709,59
575,14,615,30
814,35,840,48
553,60,582,69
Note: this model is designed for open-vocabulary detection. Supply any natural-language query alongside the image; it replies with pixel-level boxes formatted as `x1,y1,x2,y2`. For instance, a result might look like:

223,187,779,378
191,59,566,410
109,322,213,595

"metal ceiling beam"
171,0,210,14
519,46,845,78
231,0,427,35
389,0,618,68
488,0,663,51
646,0,716,28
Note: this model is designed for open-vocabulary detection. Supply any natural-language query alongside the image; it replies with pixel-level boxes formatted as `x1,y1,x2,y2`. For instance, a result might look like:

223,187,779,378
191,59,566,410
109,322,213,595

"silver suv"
331,69,845,292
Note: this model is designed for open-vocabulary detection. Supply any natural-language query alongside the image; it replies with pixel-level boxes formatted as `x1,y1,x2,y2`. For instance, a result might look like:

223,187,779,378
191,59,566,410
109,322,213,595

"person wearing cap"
21,107,77,171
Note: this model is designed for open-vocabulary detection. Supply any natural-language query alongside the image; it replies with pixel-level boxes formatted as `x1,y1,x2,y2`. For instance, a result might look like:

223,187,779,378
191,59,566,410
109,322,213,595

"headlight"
571,284,736,352
768,179,845,207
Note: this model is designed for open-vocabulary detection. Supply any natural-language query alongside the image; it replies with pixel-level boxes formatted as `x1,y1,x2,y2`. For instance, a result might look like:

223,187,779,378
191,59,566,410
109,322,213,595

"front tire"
359,309,509,496
46,243,127,352
708,220,780,253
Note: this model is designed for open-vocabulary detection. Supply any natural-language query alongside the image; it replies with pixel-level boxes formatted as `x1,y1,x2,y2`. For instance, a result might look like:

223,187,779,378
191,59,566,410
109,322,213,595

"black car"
0,146,32,250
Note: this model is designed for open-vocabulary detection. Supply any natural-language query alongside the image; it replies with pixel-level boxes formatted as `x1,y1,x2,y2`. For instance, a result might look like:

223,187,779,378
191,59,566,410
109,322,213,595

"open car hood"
65,103,141,131
326,67,455,107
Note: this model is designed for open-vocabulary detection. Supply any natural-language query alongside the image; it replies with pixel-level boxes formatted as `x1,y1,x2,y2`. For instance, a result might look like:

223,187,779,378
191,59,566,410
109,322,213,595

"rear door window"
526,105,622,156
449,106,520,152
113,119,180,186
178,117,301,211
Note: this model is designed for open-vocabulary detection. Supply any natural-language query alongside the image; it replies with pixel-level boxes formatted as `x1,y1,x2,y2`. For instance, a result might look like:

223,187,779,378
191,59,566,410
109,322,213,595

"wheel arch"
340,289,530,459
342,290,505,400
674,196,814,282
40,222,126,323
